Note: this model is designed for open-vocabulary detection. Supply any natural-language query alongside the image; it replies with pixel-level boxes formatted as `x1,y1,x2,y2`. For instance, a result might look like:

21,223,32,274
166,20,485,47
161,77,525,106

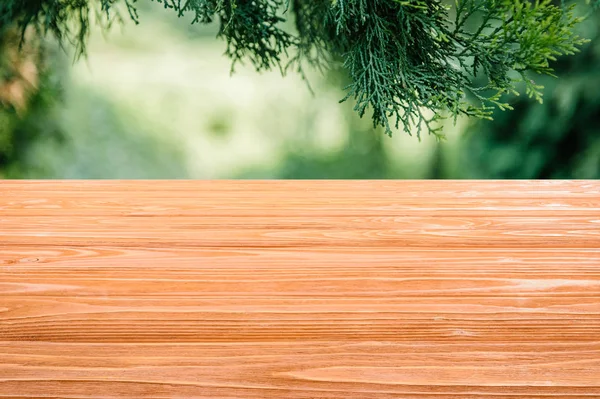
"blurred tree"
459,4,600,179
0,26,65,177
0,27,38,113
1,0,594,139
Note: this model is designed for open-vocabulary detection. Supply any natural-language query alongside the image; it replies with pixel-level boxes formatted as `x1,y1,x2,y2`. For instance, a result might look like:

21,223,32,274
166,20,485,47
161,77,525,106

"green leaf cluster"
459,7,600,179
0,0,593,137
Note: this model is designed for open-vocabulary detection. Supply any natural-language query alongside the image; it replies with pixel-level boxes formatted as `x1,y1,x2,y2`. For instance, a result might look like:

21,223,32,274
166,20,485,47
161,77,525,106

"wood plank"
1,181,599,398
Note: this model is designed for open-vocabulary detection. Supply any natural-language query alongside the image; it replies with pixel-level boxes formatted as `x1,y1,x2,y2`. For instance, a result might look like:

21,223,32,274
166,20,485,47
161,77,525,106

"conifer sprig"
0,0,592,137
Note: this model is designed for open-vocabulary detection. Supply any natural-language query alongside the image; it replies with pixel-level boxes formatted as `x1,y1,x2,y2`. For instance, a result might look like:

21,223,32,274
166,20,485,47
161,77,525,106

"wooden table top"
1,180,599,398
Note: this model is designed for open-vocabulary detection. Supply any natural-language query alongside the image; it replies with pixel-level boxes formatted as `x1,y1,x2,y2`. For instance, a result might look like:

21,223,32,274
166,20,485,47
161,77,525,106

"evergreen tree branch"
1,0,593,138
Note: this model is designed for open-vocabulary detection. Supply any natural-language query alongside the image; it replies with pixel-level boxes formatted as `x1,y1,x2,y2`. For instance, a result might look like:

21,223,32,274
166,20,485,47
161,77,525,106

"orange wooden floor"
1,180,600,398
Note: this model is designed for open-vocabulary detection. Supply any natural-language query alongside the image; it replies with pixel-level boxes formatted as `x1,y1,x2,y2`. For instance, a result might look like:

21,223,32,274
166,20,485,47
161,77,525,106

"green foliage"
459,9,600,179
0,0,594,138
0,0,137,58
0,40,65,177
587,0,600,9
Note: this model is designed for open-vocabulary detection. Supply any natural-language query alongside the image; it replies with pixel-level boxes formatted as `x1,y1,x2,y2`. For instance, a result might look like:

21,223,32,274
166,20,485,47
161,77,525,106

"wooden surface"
1,180,600,399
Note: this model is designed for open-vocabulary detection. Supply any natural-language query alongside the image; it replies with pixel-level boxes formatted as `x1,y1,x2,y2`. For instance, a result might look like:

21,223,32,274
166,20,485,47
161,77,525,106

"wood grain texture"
1,180,599,399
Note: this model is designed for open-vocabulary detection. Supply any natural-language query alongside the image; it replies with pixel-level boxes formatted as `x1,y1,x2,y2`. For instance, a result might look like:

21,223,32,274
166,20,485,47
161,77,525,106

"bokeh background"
1,2,599,179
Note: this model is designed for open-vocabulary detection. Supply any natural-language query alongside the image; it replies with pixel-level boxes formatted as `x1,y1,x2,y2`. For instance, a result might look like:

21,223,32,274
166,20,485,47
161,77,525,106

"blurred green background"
0,2,598,179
